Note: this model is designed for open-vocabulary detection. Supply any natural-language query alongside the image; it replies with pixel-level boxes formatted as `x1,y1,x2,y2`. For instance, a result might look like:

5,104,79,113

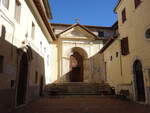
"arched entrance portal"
70,52,83,82
133,60,145,102
16,52,28,106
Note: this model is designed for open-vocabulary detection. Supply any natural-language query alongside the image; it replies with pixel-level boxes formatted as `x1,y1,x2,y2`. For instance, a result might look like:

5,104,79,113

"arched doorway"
16,52,28,106
69,52,83,82
133,60,145,102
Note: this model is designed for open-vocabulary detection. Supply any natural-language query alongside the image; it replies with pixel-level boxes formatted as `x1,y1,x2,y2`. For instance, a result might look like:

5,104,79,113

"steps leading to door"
45,82,112,96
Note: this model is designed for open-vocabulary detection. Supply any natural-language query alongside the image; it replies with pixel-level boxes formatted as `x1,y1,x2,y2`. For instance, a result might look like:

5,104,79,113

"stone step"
45,82,112,96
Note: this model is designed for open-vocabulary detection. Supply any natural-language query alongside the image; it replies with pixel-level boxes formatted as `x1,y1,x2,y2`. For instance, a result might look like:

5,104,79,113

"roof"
114,0,122,13
43,0,53,19
56,23,108,40
33,0,56,41
51,23,113,30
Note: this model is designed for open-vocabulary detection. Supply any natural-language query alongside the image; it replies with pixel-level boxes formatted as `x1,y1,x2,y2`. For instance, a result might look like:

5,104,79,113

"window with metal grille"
122,8,126,23
121,37,129,55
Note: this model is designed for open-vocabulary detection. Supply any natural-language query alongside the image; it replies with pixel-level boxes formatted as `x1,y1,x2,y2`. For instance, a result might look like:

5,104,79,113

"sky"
49,0,118,27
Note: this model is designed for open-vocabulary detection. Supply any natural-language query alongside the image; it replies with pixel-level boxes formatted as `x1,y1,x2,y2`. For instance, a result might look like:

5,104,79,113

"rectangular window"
134,0,141,8
31,22,35,39
110,56,113,61
98,31,104,37
14,0,21,23
2,0,9,9
122,8,126,23
121,37,129,55
35,71,38,84
0,55,4,73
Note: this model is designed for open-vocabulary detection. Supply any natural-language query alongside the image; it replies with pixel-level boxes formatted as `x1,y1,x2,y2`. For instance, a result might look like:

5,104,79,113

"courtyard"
11,96,150,113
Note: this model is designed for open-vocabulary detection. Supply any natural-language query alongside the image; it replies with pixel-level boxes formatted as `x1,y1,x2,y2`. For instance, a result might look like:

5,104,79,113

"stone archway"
16,52,28,106
70,52,83,82
69,47,88,82
16,45,33,106
133,60,145,102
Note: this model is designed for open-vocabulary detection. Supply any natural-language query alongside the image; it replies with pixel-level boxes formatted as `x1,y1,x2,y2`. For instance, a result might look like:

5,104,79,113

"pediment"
58,24,97,40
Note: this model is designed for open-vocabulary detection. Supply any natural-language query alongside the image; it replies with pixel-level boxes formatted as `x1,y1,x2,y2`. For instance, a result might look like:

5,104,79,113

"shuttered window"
134,0,141,8
121,37,129,55
0,55,4,73
122,8,126,23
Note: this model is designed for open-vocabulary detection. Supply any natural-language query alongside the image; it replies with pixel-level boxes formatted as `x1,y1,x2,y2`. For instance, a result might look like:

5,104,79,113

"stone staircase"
44,82,112,96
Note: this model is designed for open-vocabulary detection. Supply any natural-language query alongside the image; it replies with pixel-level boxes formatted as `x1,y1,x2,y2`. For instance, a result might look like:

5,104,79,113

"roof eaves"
44,0,53,19
33,0,56,41
51,23,112,30
114,0,122,13
99,38,115,53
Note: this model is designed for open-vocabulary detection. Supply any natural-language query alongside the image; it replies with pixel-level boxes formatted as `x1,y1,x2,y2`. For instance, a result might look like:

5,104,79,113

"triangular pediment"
57,24,97,40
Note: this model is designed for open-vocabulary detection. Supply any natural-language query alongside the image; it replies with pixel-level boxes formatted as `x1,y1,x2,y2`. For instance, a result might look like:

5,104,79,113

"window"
122,8,126,23
98,31,104,37
110,56,113,61
145,28,150,39
2,0,9,9
116,52,119,58
134,0,141,8
121,37,129,55
1,25,6,39
35,71,38,84
31,22,35,39
0,55,4,73
14,0,21,23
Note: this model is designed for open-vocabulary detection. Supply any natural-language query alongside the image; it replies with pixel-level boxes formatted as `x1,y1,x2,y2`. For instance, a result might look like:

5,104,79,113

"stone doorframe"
131,58,147,103
61,47,88,82
15,45,33,107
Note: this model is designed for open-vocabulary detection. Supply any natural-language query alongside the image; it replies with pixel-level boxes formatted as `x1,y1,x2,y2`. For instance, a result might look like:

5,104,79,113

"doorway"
133,60,145,102
69,52,83,82
16,52,28,106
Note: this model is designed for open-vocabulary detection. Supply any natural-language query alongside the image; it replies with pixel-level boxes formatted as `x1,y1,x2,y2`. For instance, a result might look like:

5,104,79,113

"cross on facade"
75,18,80,23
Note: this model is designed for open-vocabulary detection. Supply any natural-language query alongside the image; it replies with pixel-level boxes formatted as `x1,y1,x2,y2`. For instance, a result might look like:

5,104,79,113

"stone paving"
11,96,150,113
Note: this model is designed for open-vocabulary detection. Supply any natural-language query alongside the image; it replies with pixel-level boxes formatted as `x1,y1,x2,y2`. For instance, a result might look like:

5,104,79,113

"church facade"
51,23,116,83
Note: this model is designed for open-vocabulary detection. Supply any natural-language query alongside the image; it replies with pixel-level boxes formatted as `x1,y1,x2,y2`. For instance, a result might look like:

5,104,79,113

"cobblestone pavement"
12,96,150,113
